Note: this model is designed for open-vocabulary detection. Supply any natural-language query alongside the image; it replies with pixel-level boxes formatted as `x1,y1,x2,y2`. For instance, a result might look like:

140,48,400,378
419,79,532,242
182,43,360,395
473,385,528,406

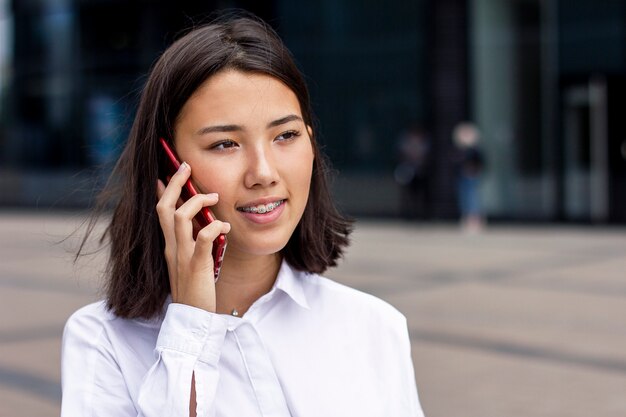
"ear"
306,125,314,139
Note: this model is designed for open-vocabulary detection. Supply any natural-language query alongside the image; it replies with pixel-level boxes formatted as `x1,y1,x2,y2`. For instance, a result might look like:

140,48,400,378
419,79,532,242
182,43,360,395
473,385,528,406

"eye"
275,130,301,142
210,140,238,150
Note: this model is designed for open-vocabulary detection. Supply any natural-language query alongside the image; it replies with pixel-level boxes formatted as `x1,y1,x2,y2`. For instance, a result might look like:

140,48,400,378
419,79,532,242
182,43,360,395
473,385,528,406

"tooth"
239,200,283,214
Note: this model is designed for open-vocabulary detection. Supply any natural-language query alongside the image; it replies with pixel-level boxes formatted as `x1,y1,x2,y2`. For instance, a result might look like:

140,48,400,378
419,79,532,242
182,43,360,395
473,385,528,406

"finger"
174,193,220,255
174,193,219,226
156,163,193,245
157,179,182,207
156,179,179,248
158,162,192,211
156,179,166,200
197,220,231,244
191,220,231,273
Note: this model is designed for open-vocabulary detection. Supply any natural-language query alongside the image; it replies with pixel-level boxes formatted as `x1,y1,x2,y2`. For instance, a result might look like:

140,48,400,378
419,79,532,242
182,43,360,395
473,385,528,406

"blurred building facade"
1,0,625,222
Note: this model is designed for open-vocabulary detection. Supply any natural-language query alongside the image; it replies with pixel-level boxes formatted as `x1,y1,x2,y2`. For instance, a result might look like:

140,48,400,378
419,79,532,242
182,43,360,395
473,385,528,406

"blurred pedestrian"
61,14,425,417
394,125,431,219
453,122,486,233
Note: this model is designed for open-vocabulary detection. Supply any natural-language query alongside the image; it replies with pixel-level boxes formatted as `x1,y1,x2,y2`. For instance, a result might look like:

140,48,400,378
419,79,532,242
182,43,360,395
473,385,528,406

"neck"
215,251,282,316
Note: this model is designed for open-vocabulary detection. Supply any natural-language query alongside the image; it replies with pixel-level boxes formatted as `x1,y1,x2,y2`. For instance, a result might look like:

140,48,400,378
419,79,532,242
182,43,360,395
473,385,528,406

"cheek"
283,137,313,169
281,151,314,213
292,149,314,190
191,162,239,212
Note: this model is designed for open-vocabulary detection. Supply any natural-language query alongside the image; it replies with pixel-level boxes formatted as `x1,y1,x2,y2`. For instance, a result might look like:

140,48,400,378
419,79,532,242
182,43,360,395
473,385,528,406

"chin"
230,235,291,257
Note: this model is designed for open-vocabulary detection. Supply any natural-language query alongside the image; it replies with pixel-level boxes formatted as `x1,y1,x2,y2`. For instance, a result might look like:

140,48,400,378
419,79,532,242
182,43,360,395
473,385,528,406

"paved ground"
0,211,625,417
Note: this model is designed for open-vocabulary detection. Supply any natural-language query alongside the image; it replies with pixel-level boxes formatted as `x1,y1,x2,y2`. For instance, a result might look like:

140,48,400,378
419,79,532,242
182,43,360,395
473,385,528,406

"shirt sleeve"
61,303,229,417
397,315,426,417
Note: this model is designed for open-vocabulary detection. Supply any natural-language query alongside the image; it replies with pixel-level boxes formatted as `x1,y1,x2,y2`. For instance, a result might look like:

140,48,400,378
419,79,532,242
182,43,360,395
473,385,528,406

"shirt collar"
273,259,311,310
156,259,311,325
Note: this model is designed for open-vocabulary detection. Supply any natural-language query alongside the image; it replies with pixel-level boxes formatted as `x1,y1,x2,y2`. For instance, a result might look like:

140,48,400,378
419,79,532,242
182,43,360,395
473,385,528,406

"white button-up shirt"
61,261,425,416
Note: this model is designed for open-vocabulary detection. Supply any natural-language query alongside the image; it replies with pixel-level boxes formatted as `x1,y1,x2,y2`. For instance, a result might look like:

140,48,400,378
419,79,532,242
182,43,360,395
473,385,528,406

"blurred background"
1,1,626,417
1,0,626,222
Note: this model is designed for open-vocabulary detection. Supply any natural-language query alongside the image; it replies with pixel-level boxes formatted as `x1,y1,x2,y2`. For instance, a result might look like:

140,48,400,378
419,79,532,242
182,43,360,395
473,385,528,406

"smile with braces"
238,199,285,214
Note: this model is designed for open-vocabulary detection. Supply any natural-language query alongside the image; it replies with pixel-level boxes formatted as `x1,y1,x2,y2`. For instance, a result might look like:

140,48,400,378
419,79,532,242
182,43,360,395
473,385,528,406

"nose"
244,144,279,189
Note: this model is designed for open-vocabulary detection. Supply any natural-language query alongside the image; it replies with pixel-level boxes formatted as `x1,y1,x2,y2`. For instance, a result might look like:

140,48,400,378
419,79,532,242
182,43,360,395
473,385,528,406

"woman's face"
174,70,314,259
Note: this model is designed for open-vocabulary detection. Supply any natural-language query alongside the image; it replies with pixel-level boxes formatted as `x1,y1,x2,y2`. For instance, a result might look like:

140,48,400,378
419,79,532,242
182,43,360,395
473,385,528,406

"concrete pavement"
0,212,625,417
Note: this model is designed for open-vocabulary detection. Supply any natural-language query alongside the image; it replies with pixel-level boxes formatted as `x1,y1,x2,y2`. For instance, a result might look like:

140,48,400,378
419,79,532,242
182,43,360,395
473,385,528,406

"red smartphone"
159,137,227,281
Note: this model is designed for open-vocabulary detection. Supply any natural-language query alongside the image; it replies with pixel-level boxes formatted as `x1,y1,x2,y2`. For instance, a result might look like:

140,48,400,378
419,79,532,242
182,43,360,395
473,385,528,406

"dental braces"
239,200,284,214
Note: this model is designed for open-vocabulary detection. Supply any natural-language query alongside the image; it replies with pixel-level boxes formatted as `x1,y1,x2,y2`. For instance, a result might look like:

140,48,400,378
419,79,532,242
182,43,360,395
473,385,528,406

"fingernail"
178,162,188,172
208,193,218,198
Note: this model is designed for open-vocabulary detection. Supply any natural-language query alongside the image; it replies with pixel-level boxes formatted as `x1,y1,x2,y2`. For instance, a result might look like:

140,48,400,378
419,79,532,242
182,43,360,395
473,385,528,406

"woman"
62,15,425,417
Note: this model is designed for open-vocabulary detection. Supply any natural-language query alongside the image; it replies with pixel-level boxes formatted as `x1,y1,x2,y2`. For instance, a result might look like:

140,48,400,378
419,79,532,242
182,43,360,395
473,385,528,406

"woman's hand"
156,162,230,312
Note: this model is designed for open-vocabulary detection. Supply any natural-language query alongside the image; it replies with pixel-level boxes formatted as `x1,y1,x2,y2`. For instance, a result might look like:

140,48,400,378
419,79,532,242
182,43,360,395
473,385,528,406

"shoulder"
300,272,407,330
65,301,113,333
62,301,116,348
63,301,160,348
65,300,164,328
61,301,116,370
296,271,413,364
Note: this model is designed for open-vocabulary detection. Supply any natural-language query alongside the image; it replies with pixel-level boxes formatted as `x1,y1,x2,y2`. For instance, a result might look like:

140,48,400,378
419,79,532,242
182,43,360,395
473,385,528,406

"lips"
236,199,285,214
236,198,286,225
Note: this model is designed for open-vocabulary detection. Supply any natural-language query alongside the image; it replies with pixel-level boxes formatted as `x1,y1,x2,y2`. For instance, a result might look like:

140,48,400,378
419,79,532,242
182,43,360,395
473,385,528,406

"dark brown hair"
79,14,352,319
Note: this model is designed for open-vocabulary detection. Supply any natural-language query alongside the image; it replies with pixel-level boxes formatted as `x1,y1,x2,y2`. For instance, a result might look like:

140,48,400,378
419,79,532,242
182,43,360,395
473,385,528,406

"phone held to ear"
159,138,227,281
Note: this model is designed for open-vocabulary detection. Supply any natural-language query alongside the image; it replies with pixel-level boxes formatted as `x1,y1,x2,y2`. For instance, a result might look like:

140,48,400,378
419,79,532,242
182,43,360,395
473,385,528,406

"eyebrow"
196,124,242,135
196,114,303,136
266,114,303,128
